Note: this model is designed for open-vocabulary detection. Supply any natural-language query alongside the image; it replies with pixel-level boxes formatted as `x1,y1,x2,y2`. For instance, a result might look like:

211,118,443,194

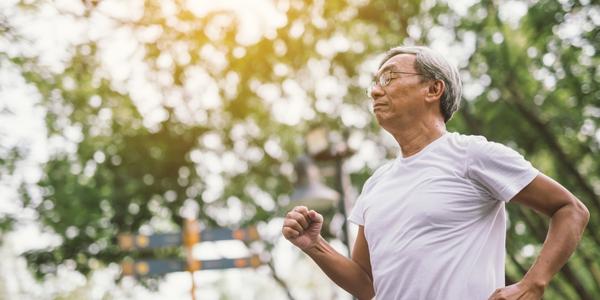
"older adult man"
281,46,589,300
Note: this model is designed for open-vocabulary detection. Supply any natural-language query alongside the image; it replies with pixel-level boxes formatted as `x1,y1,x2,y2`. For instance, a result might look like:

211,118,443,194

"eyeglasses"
366,70,422,97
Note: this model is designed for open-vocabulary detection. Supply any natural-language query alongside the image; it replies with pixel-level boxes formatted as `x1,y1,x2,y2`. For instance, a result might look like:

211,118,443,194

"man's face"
370,54,430,129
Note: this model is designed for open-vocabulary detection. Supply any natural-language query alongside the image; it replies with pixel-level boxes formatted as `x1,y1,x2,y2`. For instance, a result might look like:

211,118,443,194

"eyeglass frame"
366,70,423,97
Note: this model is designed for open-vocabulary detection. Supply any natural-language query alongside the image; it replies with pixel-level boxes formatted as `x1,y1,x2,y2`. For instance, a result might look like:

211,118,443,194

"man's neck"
388,119,447,158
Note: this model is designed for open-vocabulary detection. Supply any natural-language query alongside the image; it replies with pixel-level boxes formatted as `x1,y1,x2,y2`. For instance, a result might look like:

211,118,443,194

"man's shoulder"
449,132,528,167
358,159,396,194
439,132,489,158
370,159,396,180
447,132,500,155
448,132,489,145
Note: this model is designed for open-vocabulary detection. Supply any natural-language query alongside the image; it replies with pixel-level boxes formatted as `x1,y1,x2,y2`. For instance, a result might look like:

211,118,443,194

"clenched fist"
281,206,324,250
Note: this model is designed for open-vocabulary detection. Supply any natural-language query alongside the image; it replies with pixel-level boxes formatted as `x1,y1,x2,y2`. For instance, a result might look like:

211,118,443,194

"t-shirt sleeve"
348,194,366,226
347,161,393,226
349,175,373,226
467,139,539,202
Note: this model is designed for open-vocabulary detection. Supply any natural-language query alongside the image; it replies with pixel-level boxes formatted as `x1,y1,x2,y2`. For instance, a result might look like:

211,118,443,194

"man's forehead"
378,53,416,72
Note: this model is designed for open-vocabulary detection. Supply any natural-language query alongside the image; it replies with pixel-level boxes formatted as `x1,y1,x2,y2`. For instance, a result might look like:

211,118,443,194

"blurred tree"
1,0,599,299
413,0,600,298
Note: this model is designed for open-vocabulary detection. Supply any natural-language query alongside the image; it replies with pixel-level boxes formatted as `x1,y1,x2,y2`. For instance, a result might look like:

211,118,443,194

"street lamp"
289,155,340,211
290,127,355,255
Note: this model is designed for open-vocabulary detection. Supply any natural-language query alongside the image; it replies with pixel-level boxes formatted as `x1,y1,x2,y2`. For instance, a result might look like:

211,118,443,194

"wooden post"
184,218,200,300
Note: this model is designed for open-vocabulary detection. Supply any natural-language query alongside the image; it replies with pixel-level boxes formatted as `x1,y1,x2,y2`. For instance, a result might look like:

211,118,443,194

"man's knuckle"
285,220,298,228
282,228,295,236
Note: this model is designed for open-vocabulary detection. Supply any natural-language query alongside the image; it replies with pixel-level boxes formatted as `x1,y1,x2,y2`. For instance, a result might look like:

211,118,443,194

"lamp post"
290,128,355,256
289,155,340,211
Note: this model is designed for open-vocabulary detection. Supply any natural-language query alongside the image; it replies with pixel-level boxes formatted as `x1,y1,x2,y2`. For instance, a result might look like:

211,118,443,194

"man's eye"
382,74,390,85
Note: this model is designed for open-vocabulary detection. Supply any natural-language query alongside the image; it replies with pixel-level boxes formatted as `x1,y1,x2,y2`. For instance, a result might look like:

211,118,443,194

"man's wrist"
521,274,549,292
302,236,327,256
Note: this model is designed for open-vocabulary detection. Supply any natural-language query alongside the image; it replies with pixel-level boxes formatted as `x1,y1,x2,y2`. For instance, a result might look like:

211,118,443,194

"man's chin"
374,114,390,127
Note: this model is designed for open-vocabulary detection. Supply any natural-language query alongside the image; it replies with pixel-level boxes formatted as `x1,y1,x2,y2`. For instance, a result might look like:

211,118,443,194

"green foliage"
2,0,600,298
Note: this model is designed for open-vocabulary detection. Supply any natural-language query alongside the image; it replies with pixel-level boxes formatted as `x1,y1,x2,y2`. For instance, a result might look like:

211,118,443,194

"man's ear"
425,80,445,103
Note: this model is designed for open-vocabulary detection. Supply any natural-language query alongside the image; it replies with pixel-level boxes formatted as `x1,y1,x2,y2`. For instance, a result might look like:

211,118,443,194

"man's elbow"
576,199,590,228
356,287,375,300
352,280,375,300
569,198,590,231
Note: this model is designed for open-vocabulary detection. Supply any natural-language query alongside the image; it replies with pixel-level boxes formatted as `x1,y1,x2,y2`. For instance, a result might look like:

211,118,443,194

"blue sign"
121,256,263,276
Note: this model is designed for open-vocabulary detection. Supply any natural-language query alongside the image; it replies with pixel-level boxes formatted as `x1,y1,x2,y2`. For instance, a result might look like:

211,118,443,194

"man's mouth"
373,103,386,110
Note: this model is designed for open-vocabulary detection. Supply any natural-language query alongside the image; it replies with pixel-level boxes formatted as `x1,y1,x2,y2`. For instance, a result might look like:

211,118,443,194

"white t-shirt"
348,132,538,300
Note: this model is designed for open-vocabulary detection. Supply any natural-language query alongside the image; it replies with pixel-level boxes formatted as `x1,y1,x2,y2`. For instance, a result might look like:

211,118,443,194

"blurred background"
0,0,599,299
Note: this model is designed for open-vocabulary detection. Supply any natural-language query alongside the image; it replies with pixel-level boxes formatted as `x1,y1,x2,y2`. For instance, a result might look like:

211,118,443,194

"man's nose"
370,83,385,99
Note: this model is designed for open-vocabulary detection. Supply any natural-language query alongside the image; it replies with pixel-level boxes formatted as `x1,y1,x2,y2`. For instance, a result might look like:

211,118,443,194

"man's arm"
489,174,589,300
304,225,374,299
282,206,375,299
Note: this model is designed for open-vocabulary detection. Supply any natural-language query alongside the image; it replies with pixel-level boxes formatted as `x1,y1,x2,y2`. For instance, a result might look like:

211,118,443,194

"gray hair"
379,46,462,123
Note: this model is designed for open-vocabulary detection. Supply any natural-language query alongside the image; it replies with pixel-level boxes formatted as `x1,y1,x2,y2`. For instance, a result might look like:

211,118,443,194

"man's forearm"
304,236,375,300
522,202,589,288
